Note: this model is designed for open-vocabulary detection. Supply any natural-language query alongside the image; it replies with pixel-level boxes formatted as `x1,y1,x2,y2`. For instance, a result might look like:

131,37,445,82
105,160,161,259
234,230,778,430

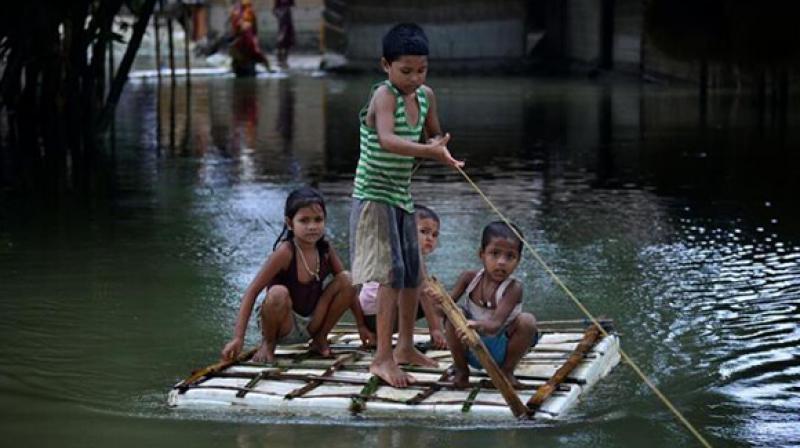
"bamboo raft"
169,320,620,420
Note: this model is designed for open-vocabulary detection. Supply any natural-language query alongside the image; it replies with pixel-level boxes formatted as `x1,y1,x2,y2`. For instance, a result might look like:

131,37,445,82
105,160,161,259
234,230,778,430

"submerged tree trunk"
1,1,158,189
97,0,159,132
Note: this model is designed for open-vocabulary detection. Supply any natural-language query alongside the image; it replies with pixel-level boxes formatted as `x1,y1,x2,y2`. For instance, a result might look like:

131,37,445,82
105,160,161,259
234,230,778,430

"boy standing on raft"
349,23,463,387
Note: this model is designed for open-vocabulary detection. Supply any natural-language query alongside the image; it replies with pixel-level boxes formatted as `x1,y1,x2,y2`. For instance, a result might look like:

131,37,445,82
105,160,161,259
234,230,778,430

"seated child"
428,221,538,387
220,187,368,362
355,205,447,349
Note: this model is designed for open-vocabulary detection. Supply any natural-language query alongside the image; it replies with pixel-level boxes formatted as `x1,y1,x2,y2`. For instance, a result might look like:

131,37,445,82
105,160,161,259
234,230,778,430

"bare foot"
450,369,471,389
251,342,276,363
310,337,332,358
394,346,438,367
370,358,415,388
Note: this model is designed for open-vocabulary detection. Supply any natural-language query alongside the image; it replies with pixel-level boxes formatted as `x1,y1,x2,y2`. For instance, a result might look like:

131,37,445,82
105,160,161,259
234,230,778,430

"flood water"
1,71,799,447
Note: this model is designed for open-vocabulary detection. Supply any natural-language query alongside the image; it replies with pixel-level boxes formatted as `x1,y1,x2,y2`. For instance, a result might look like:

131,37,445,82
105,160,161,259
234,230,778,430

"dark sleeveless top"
269,242,333,317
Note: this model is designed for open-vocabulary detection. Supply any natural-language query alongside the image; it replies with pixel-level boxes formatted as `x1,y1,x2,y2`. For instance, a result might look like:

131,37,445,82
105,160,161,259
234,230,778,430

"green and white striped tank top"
352,80,429,213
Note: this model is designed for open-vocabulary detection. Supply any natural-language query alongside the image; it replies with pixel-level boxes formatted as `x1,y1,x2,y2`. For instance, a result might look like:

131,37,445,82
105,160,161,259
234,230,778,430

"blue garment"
465,330,540,370
466,333,508,369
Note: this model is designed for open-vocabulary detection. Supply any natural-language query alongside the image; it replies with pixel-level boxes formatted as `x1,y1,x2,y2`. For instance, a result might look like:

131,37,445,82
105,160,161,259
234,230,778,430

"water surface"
1,72,799,447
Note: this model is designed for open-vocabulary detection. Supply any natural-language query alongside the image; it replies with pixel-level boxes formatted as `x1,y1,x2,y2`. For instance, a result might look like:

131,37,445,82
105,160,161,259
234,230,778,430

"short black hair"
415,204,440,226
481,221,523,255
382,23,429,63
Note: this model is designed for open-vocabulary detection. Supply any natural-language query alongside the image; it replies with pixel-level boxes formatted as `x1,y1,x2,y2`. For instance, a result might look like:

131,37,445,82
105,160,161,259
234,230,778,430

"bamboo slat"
285,352,359,399
405,367,453,405
429,278,531,418
176,348,258,392
350,375,381,414
527,324,602,409
236,369,276,398
461,386,481,413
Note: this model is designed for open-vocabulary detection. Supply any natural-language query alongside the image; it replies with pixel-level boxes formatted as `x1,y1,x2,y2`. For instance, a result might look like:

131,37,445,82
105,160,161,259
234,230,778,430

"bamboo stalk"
175,348,258,391
212,368,571,388
428,278,531,419
285,352,358,399
154,3,162,82
406,366,452,405
527,324,602,410
461,385,481,413
236,369,278,398
350,375,380,414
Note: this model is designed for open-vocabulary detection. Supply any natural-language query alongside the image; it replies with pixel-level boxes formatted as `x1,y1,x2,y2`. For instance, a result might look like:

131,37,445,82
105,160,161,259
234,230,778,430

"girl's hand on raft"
221,337,244,361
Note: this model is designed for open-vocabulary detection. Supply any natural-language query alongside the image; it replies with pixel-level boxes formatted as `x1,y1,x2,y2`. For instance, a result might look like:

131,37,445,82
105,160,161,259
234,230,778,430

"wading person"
229,0,273,76
273,0,295,68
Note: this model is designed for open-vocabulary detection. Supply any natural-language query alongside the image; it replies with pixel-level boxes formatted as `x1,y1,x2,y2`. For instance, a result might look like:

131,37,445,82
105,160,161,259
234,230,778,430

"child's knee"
264,286,291,311
335,270,356,292
336,270,353,285
516,312,537,334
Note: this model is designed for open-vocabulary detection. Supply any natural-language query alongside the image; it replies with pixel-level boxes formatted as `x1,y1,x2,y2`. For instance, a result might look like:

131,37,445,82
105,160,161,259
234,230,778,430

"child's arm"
422,85,444,141
449,270,476,301
469,280,523,336
220,243,291,360
419,279,446,349
328,247,375,346
370,86,463,168
349,289,375,346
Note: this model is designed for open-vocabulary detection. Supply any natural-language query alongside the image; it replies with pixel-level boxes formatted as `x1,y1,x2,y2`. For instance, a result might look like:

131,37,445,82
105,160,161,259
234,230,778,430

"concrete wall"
345,21,524,61
612,0,641,72
564,0,601,66
329,0,527,69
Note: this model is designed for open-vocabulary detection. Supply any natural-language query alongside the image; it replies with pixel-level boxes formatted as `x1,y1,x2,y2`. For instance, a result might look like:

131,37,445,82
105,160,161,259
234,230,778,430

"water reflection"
2,73,800,447
123,75,800,446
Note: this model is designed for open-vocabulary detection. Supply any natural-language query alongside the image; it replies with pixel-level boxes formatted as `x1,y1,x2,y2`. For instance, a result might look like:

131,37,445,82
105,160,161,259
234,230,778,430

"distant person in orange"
273,0,295,68
230,0,273,76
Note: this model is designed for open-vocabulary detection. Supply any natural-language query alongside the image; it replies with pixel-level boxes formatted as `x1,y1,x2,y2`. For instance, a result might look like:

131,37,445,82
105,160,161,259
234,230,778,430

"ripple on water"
641,220,800,413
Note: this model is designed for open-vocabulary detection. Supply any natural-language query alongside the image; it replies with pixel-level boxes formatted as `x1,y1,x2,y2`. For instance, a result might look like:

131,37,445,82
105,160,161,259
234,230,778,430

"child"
429,221,538,388
349,23,464,387
272,0,295,68
221,187,368,363
229,0,273,75
356,205,447,349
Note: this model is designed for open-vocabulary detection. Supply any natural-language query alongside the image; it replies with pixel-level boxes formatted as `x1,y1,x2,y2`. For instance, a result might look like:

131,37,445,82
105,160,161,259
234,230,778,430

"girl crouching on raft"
221,187,370,362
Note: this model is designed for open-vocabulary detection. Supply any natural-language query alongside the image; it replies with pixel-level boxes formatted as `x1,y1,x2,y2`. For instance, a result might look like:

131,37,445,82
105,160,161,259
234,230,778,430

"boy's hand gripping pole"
428,277,531,419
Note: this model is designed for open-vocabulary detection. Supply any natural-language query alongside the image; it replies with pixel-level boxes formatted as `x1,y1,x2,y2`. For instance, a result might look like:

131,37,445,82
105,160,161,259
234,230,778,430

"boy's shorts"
466,330,540,370
349,199,422,289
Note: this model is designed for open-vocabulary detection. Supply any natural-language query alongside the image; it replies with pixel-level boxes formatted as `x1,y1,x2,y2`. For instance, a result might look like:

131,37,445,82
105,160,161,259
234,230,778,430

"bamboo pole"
350,375,381,414
406,367,452,405
527,324,602,410
182,4,191,87
166,12,176,150
154,3,162,83
97,0,158,131
285,352,358,399
175,348,258,391
428,278,531,419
